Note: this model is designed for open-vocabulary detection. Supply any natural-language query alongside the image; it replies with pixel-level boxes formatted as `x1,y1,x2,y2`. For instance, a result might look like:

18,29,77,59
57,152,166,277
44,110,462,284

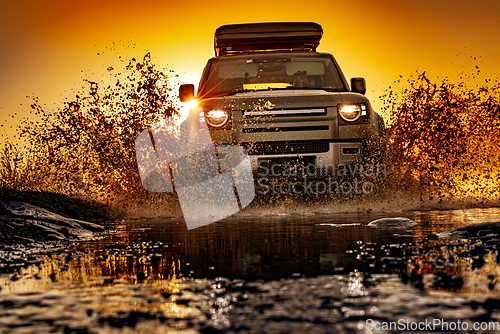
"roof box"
214,22,323,56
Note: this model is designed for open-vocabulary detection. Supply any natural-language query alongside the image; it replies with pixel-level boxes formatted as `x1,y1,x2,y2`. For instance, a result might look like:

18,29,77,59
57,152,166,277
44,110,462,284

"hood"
199,89,347,112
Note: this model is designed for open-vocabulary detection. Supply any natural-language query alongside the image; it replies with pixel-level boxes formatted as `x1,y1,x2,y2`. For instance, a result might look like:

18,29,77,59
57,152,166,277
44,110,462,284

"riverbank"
0,189,109,245
0,189,111,277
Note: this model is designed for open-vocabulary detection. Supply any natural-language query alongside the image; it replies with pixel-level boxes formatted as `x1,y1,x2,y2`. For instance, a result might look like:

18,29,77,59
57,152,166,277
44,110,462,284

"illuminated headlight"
338,104,367,122
205,109,229,127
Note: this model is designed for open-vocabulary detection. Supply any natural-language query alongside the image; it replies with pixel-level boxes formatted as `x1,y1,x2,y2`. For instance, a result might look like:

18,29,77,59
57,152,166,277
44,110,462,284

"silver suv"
179,22,385,182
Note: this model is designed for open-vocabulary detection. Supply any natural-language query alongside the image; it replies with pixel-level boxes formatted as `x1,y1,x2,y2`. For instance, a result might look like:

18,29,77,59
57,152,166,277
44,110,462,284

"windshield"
198,54,346,98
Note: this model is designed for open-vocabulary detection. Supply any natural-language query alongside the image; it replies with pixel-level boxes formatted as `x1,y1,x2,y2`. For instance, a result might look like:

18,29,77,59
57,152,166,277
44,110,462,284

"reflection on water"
81,214,410,281
3,207,500,289
100,208,500,279
2,207,500,333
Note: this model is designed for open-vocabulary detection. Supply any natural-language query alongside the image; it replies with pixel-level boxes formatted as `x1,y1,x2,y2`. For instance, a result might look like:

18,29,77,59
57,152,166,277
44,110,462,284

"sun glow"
179,99,198,118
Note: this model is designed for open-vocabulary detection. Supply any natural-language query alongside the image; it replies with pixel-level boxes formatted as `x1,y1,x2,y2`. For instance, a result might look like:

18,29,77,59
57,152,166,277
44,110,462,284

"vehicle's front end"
182,52,385,181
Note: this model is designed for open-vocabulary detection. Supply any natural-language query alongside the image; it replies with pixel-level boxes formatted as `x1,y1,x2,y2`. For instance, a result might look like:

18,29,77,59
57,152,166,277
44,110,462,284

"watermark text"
365,318,499,331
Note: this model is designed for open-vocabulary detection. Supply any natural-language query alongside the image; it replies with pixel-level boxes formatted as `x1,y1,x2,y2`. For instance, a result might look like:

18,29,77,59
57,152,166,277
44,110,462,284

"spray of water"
381,71,500,203
1,54,180,216
1,55,499,217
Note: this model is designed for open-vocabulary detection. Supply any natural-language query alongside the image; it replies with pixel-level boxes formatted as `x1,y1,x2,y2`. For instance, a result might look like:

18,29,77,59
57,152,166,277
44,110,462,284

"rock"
433,271,464,289
0,197,107,259
29,223,66,240
438,221,500,239
427,234,439,241
0,201,105,245
401,271,424,290
482,298,500,312
0,189,108,222
367,217,417,229
2,201,104,232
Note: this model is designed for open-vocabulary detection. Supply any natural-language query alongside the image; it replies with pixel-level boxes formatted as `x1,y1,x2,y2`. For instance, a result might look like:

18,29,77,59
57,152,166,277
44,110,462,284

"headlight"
338,104,367,122
205,109,229,128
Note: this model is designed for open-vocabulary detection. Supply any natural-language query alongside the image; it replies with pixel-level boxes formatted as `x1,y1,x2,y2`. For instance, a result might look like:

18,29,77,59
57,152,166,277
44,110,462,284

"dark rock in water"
0,201,11,216
471,312,495,323
0,193,108,278
427,234,439,241
10,273,21,281
0,189,108,222
484,238,500,246
367,217,417,229
470,245,486,257
401,271,424,290
28,223,66,240
482,298,500,312
200,326,219,334
0,300,15,308
472,257,486,270
0,200,106,246
377,256,407,271
137,272,148,282
469,301,481,311
478,230,498,238
387,246,405,257
438,221,500,239
3,201,104,232
175,299,190,305
433,271,464,289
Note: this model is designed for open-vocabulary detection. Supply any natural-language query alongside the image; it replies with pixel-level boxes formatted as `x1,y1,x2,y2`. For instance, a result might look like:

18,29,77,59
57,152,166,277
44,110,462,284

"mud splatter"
1,58,499,216
1,54,181,216
381,71,500,201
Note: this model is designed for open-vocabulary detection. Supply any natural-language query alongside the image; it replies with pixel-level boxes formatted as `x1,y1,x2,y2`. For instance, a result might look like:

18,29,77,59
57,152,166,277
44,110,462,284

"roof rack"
214,22,323,57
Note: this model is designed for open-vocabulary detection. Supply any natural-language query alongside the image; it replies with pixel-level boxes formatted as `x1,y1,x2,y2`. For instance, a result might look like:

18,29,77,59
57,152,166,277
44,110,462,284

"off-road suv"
179,22,385,183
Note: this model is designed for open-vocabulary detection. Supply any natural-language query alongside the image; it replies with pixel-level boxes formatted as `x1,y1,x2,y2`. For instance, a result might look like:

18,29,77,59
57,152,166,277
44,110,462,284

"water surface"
2,207,500,333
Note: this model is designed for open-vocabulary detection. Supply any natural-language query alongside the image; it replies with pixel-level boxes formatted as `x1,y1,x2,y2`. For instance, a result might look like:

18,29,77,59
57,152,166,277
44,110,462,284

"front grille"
242,125,329,133
241,140,330,155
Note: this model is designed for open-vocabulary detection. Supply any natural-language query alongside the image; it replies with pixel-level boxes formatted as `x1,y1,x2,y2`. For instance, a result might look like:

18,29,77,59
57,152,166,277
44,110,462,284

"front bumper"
247,141,363,177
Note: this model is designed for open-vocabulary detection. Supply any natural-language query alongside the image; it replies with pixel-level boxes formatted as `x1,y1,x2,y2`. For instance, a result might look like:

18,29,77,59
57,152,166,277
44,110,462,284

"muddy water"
1,48,498,333
2,207,500,333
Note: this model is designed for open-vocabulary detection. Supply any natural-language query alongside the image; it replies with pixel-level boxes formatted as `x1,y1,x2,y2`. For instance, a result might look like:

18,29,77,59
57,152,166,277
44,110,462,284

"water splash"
381,71,500,203
2,53,180,216
1,57,499,217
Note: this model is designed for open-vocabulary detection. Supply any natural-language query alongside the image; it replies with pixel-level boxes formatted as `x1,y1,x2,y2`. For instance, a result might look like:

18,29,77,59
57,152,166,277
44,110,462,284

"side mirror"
179,84,195,102
350,77,366,95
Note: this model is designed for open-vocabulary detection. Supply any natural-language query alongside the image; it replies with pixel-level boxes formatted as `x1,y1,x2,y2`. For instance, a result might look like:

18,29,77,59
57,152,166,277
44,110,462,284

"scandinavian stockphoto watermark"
256,161,386,196
135,111,255,230
365,318,499,331
134,108,385,228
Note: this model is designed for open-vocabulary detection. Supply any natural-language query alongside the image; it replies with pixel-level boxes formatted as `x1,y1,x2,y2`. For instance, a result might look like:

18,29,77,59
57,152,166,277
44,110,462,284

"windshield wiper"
203,89,251,98
284,86,327,90
285,87,345,92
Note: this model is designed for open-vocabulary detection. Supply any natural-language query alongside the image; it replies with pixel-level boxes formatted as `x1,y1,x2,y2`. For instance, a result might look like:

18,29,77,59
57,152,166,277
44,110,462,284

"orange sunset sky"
1,0,499,143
